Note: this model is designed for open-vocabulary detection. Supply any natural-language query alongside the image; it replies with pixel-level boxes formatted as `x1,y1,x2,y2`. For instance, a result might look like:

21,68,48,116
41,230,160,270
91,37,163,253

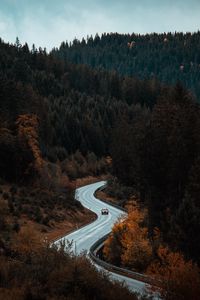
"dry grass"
43,175,112,242
74,174,109,188
96,189,137,211
1,176,109,245
96,190,117,205
44,208,96,242
17,206,96,243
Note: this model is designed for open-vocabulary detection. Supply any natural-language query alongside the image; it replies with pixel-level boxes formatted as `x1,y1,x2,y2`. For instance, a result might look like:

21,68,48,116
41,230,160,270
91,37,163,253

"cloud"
14,5,115,50
0,12,17,43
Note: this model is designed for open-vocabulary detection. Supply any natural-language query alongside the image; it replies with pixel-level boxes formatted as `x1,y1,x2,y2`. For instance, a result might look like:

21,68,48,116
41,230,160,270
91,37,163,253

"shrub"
2,193,9,200
10,186,17,195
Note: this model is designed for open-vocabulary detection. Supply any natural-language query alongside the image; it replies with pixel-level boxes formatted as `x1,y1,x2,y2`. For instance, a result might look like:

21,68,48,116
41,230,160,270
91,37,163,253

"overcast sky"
0,0,200,50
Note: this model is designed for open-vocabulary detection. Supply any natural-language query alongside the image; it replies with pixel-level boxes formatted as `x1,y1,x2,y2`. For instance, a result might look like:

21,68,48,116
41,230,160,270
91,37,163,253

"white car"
101,208,109,215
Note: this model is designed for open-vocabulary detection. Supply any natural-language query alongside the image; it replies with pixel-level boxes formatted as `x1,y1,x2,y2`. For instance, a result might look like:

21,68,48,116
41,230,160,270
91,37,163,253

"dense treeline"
111,83,200,265
0,38,145,299
0,37,165,170
52,31,200,100
1,34,200,299
1,37,200,263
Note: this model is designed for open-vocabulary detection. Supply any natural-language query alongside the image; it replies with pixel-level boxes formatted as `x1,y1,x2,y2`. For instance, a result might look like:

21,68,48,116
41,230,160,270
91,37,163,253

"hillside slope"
52,32,200,100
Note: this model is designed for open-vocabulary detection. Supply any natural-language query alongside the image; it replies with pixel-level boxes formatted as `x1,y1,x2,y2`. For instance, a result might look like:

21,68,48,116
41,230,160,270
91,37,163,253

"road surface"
55,181,153,296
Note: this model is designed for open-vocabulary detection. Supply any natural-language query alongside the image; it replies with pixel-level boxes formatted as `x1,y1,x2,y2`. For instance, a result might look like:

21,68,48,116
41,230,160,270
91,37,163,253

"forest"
103,84,200,299
110,83,200,263
0,34,200,299
52,32,200,100
0,37,160,300
0,37,166,163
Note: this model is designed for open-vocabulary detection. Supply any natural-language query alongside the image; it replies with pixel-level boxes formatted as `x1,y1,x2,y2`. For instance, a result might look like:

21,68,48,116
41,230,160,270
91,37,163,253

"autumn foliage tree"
16,114,43,180
103,204,152,272
103,221,126,266
120,208,152,271
147,246,200,300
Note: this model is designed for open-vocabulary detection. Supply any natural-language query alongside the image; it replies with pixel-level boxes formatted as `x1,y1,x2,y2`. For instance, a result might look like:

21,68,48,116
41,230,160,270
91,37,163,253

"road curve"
55,181,149,295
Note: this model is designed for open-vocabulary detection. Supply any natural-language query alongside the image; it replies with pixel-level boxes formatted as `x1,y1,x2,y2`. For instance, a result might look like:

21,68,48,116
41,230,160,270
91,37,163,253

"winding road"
55,181,151,296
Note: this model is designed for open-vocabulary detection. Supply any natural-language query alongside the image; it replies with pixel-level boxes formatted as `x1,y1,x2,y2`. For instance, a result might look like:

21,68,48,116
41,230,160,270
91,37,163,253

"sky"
0,0,200,50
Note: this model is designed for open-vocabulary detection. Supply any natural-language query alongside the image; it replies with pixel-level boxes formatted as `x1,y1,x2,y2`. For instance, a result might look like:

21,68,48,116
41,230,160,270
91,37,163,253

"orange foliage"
147,246,200,300
121,208,152,271
104,205,152,271
103,221,126,265
16,114,43,175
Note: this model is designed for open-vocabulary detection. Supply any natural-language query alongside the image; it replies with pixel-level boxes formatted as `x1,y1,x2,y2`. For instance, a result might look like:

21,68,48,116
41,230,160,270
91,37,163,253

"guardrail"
89,233,161,287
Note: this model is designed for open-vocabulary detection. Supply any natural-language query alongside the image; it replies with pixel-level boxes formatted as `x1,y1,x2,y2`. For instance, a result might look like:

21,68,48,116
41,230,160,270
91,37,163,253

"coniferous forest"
52,32,200,100
1,31,200,300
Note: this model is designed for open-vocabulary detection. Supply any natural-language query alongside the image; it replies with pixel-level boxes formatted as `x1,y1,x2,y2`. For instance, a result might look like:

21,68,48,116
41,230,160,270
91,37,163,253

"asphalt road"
55,181,152,296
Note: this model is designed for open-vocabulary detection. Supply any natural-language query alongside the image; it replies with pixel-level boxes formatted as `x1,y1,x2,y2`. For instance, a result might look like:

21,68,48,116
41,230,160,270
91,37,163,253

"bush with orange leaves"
147,246,200,300
103,221,126,266
103,204,152,271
